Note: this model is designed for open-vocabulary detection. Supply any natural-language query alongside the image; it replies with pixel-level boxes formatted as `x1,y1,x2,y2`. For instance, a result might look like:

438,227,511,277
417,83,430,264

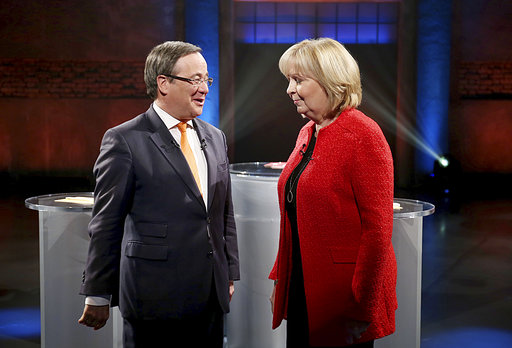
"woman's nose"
286,79,296,95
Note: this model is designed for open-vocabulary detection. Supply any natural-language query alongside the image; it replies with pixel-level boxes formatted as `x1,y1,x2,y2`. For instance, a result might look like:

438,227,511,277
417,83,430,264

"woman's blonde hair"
279,38,362,115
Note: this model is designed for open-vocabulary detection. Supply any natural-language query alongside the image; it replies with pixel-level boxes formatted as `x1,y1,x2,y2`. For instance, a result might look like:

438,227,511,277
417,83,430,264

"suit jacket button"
207,217,211,224
207,250,214,257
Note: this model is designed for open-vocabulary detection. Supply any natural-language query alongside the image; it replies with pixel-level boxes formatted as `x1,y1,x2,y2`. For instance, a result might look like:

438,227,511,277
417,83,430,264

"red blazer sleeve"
349,125,394,322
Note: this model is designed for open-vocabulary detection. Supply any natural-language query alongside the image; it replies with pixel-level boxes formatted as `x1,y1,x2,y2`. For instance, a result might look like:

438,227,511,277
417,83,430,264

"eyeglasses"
162,74,213,87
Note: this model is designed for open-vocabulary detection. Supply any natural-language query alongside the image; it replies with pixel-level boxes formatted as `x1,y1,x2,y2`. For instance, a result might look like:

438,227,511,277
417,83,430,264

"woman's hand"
343,320,370,344
269,283,276,314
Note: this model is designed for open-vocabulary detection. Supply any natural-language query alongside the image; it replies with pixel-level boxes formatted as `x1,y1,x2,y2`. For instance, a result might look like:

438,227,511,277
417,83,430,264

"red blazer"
269,108,396,346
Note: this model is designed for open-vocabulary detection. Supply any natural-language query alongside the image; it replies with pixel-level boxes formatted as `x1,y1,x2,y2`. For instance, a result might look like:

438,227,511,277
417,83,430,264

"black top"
284,132,316,278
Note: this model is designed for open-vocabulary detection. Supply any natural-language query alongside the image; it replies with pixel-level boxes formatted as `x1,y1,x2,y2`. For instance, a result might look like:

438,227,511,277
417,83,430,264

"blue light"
276,3,295,23
338,3,357,22
416,0,452,174
297,23,315,41
0,308,40,338
234,2,398,45
276,23,295,44
358,24,378,44
422,327,512,348
378,24,397,44
318,24,336,40
236,23,255,43
338,24,357,44
358,3,377,23
185,0,219,127
256,23,275,43
256,2,275,22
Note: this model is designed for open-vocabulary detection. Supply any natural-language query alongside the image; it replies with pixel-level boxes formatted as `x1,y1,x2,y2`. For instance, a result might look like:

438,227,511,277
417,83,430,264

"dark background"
0,0,511,197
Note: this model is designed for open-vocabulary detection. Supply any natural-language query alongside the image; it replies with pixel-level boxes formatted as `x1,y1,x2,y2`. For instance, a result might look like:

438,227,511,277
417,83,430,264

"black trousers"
122,285,224,348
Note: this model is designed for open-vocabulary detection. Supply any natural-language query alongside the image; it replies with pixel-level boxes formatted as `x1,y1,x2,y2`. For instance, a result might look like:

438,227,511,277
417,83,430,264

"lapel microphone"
299,143,306,156
200,138,207,150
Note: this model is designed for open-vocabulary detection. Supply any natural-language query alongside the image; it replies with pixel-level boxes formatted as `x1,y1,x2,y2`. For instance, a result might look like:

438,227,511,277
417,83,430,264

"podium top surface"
24,194,434,218
25,192,94,212
230,162,283,179
230,163,434,219
392,198,435,219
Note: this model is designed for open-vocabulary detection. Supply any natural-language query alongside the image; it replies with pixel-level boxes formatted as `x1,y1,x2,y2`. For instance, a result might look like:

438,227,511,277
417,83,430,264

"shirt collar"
153,102,194,130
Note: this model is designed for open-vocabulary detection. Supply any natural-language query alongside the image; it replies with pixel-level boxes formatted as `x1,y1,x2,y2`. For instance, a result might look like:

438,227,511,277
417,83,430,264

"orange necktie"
177,122,202,194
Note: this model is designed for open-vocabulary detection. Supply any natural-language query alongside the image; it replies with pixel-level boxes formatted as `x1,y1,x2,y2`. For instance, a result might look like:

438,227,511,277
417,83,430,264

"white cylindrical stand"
376,198,434,348
25,193,123,348
226,163,285,348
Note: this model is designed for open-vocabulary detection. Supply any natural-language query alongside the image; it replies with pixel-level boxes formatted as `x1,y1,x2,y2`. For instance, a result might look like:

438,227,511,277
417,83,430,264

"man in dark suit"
78,41,239,348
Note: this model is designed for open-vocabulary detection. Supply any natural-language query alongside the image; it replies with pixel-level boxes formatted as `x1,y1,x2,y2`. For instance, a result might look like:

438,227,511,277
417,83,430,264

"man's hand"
78,304,109,330
229,281,235,301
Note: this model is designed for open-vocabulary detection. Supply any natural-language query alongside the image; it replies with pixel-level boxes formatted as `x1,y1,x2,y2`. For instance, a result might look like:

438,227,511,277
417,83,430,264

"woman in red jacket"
269,38,396,348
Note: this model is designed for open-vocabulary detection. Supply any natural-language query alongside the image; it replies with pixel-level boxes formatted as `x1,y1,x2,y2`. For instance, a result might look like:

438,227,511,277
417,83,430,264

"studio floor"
1,188,511,347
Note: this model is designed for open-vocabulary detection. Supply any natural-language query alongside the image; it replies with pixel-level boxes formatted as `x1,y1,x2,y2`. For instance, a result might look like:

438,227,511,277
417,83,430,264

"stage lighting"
438,156,449,168
432,154,461,196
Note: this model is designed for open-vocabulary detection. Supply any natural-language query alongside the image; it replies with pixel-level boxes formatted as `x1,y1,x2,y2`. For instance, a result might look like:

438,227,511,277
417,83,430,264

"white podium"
25,193,123,348
226,163,285,348
226,163,434,348
377,198,435,348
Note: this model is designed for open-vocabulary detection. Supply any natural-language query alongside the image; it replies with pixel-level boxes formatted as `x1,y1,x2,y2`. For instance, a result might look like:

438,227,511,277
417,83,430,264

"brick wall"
459,61,512,99
0,59,146,99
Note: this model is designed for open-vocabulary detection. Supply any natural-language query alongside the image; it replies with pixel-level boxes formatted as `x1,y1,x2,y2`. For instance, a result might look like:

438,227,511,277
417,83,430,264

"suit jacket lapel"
194,119,217,211
146,107,205,210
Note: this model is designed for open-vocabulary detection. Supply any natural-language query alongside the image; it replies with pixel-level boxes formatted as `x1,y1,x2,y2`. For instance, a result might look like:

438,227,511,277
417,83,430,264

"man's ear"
157,75,170,96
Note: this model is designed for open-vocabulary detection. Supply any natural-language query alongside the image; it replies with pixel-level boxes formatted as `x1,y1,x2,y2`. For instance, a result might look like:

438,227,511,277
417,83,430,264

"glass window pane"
378,23,397,44
318,23,336,39
318,4,337,23
297,3,315,23
276,23,296,43
338,3,357,23
235,3,255,23
358,3,378,23
256,3,275,23
276,3,295,23
255,23,275,43
297,23,315,41
338,23,357,44
235,23,254,43
234,1,395,46
358,24,377,44
379,3,398,23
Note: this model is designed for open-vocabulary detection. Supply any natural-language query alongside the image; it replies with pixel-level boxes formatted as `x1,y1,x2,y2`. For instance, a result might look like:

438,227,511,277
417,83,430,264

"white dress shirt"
153,102,208,207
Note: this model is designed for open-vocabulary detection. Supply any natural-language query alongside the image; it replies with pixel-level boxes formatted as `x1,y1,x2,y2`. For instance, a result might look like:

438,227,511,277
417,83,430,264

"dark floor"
0,184,511,347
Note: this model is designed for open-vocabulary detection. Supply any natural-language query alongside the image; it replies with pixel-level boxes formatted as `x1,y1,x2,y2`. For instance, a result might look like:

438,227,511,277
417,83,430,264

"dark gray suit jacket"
80,105,240,320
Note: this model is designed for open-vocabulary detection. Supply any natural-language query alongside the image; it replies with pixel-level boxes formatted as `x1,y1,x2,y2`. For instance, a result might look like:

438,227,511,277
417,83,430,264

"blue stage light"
432,153,461,196
0,308,40,338
422,327,512,348
416,0,452,175
185,0,219,127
